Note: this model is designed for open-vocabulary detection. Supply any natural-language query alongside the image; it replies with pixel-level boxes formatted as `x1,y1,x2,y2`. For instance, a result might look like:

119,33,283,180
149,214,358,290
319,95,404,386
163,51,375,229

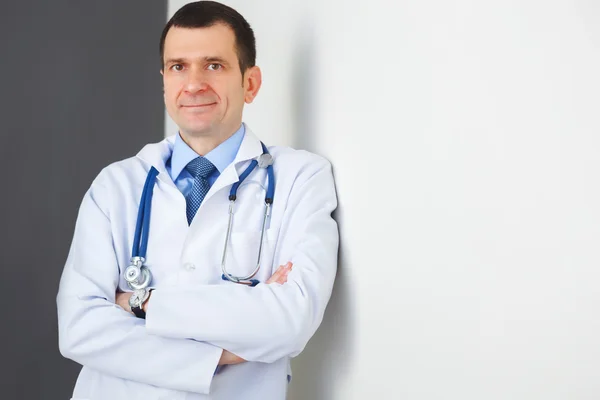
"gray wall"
0,2,166,398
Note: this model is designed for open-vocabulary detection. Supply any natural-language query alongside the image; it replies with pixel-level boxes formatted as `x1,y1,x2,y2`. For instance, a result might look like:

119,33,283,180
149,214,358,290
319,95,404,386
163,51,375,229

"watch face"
129,290,143,307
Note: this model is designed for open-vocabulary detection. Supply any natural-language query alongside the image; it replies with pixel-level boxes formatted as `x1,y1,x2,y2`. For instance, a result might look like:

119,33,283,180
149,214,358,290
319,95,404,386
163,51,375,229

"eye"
170,64,184,72
207,63,222,71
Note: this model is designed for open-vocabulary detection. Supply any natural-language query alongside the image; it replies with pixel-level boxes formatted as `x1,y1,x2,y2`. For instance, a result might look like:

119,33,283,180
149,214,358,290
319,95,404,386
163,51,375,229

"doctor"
56,1,338,399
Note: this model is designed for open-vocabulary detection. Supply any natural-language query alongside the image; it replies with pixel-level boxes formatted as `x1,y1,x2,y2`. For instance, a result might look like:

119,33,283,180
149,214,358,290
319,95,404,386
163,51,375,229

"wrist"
142,290,153,313
128,289,151,319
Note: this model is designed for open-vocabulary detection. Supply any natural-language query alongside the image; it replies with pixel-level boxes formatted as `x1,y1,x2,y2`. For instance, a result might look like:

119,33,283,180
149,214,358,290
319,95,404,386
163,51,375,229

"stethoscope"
124,143,275,291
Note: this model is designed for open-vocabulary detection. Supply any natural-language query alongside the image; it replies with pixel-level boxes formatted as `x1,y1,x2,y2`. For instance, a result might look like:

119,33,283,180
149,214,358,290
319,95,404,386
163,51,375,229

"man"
56,1,338,399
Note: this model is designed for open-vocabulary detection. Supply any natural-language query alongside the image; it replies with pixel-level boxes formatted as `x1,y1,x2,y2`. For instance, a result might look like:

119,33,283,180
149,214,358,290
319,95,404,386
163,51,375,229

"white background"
168,1,600,399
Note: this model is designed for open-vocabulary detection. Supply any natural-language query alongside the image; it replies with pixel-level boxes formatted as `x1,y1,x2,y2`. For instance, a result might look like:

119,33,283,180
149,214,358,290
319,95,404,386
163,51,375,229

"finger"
274,264,293,284
267,263,293,284
266,265,285,284
274,272,288,284
266,261,295,284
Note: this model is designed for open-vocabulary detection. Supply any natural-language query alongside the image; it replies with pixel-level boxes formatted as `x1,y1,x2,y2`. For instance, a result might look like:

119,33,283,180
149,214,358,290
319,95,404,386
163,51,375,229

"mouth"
180,102,217,109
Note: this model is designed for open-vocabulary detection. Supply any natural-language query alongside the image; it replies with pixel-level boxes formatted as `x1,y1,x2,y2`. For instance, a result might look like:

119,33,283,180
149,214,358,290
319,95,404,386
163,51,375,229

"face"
161,24,261,139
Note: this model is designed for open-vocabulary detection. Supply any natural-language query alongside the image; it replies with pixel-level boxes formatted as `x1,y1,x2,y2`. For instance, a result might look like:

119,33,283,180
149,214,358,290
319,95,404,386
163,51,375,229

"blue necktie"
185,156,216,224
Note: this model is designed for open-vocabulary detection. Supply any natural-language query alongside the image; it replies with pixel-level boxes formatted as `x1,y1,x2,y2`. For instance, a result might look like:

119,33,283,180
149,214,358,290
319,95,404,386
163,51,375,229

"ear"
243,66,262,104
160,69,165,100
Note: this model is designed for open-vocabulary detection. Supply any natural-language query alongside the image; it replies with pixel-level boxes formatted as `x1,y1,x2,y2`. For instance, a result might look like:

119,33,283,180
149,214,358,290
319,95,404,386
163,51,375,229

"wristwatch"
128,288,150,319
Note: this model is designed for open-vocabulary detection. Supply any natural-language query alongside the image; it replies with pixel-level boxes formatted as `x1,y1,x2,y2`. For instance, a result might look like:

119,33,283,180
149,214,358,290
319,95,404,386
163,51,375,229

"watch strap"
131,305,146,319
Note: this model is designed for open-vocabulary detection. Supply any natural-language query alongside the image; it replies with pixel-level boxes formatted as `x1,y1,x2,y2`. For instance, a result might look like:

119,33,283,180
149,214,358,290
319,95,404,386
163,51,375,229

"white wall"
168,1,600,399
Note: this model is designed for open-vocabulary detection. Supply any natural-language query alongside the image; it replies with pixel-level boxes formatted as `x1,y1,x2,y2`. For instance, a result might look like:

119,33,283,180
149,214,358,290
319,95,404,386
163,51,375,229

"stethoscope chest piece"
124,256,152,290
122,166,159,291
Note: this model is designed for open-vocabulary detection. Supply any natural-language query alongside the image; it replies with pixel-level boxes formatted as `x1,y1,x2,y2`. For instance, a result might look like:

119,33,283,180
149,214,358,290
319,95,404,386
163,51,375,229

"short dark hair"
159,1,256,74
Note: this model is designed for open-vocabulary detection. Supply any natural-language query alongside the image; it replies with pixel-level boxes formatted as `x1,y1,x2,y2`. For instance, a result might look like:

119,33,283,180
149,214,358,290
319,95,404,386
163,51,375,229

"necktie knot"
185,156,216,179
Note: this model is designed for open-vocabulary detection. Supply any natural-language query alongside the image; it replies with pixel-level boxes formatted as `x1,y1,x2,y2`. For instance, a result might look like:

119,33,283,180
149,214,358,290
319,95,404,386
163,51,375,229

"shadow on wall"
288,19,355,400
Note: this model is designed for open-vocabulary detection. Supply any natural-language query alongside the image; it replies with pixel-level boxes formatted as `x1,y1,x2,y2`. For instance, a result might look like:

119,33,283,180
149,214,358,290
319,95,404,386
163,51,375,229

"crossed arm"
57,160,338,395
114,262,294,366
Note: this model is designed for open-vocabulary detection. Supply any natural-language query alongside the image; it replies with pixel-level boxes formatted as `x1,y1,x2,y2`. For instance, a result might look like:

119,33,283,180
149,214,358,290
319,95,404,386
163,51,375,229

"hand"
217,262,292,366
266,262,293,284
115,291,133,314
219,350,246,365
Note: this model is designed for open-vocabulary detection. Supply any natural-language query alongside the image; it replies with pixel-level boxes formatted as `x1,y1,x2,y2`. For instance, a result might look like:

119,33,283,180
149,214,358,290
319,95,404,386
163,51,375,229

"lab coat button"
183,263,196,271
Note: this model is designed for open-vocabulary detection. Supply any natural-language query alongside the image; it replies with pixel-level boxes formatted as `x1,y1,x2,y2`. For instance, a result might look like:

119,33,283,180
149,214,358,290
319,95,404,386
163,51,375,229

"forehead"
163,24,238,60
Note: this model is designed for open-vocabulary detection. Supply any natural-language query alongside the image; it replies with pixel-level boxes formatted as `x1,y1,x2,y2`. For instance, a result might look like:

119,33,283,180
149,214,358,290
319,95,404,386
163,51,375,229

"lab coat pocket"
225,228,279,280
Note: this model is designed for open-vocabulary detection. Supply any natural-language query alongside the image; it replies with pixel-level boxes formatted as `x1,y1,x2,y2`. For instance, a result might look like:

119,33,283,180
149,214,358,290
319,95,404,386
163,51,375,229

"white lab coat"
56,126,339,400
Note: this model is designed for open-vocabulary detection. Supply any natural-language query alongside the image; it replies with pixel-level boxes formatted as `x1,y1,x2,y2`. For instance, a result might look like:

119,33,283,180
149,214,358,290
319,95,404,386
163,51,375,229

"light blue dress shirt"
166,124,245,196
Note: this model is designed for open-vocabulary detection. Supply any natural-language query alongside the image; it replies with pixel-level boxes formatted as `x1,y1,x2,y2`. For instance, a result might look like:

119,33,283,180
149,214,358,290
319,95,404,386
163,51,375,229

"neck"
180,124,241,156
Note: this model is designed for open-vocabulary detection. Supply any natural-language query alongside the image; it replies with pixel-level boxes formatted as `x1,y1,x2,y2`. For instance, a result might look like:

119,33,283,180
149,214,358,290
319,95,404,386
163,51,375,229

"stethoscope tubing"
125,144,274,289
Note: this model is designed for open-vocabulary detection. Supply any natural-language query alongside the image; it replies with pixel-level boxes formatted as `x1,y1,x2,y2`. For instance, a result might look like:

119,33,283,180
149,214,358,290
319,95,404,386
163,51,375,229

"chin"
180,122,219,137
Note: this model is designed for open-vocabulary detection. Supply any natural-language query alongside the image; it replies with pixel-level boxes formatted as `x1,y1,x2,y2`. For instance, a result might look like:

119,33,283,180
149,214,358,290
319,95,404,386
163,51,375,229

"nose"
184,67,209,94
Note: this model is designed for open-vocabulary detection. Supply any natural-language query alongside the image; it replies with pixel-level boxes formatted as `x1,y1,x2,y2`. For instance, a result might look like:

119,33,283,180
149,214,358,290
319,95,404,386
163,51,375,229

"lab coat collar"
136,135,177,188
202,124,264,203
135,123,264,190
231,123,264,167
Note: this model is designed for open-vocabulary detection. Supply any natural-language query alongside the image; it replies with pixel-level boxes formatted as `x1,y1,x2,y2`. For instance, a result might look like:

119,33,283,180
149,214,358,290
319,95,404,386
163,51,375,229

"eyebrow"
204,57,229,66
164,58,186,65
164,56,231,67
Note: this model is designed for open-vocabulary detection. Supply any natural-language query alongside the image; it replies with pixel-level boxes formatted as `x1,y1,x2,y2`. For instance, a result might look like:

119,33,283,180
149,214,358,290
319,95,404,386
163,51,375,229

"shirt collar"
169,123,246,181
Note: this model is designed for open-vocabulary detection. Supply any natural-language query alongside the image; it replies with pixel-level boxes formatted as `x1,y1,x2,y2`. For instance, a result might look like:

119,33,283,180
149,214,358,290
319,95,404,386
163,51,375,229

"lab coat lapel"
200,126,264,204
136,135,179,189
136,126,264,210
